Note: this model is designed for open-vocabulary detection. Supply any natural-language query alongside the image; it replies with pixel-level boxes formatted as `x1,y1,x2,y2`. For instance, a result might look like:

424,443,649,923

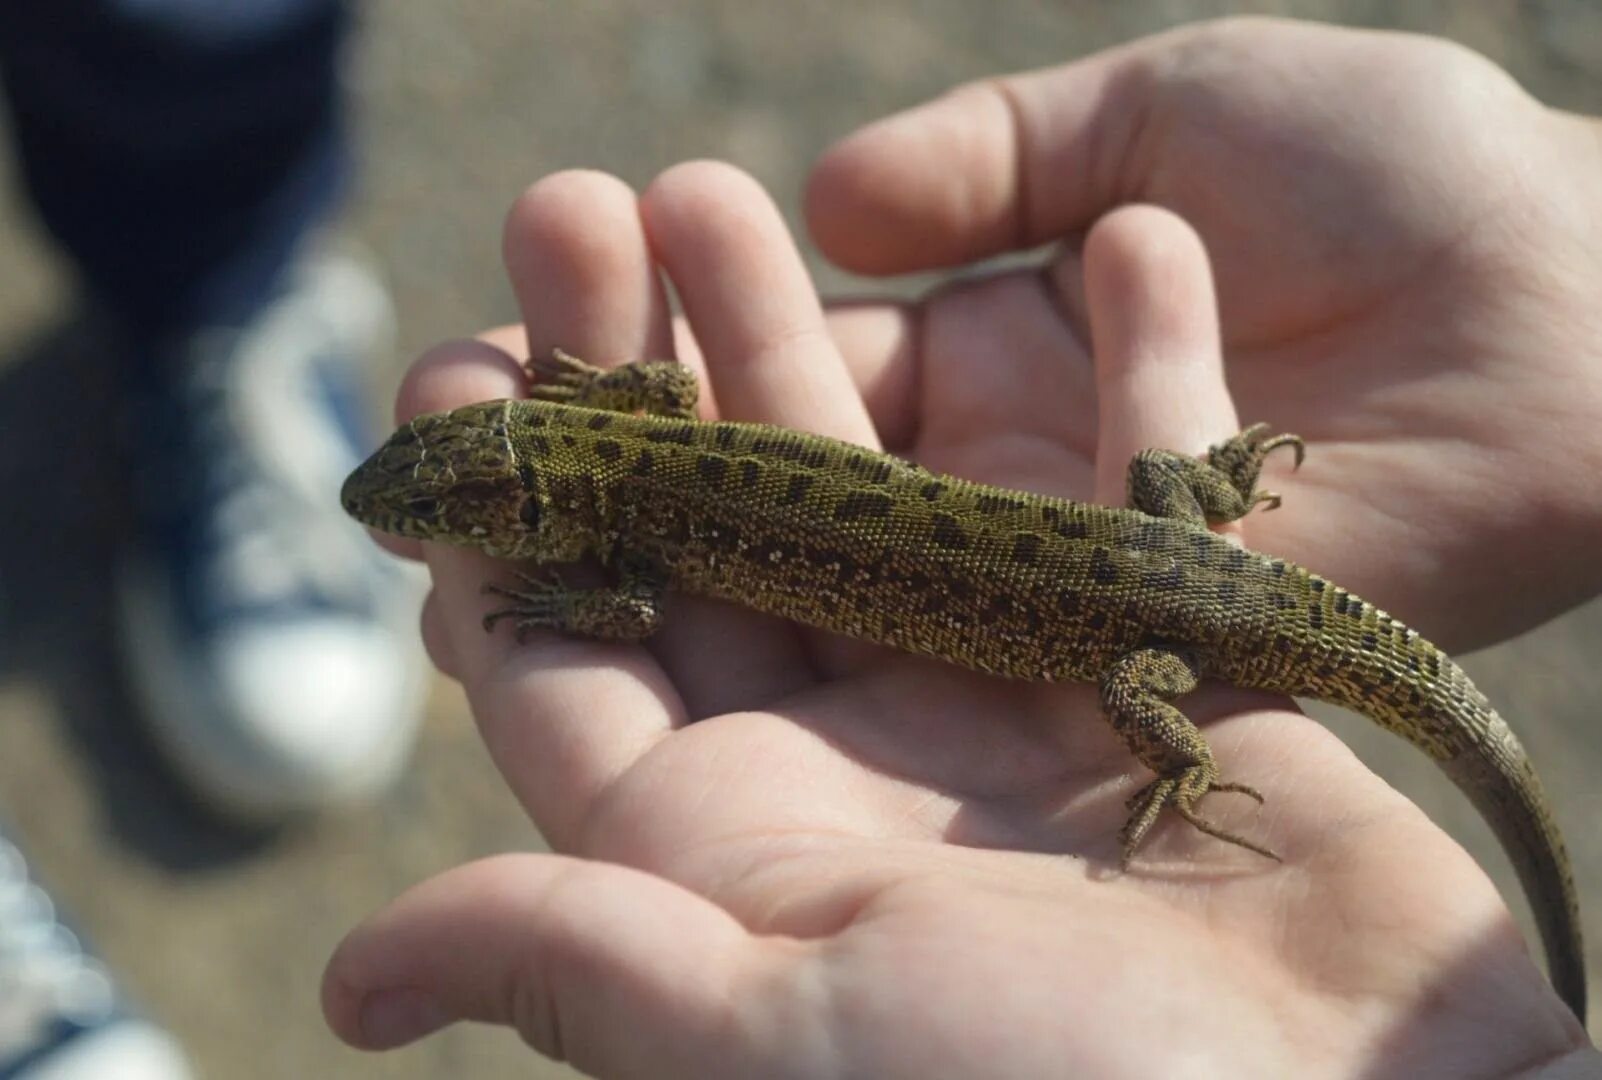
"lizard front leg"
481,551,670,643
1126,424,1304,525
524,348,699,419
1101,646,1279,865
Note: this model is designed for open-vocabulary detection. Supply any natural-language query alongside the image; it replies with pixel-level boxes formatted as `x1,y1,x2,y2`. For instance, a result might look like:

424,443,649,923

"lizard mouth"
339,454,384,525
340,452,422,537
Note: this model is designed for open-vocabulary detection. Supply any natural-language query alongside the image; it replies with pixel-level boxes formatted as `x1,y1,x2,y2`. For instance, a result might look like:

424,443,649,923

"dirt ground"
0,4,1599,1077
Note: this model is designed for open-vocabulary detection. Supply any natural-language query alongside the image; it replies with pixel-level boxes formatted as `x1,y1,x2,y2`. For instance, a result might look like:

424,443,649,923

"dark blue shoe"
116,245,426,820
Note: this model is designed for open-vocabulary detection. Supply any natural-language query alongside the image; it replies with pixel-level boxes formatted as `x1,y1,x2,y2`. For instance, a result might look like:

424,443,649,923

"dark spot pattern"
982,595,1013,623
1142,562,1184,591
834,491,893,520
930,513,968,549
697,454,728,486
977,493,1027,514
1012,532,1042,565
645,425,695,445
853,458,893,484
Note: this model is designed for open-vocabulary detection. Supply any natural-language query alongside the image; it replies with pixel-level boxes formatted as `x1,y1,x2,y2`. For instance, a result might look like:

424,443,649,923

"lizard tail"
1431,685,1587,1020
1335,634,1590,1020
1295,575,1586,1019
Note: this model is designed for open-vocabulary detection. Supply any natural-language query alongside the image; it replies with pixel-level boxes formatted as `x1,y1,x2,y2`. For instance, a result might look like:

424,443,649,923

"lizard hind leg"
1101,646,1282,867
1125,424,1305,525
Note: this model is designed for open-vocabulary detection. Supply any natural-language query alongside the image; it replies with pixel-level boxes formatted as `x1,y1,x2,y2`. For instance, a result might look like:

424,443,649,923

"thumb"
322,854,787,1077
804,28,1177,276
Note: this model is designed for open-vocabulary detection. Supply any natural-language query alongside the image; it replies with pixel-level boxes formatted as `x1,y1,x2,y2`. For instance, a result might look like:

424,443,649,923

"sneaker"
0,830,193,1079
116,245,427,821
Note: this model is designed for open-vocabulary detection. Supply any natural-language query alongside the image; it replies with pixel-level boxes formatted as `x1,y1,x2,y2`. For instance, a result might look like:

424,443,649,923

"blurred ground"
0,3,1599,1077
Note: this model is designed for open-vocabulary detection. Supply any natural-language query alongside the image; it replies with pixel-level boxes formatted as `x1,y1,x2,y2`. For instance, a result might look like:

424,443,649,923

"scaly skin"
342,350,1586,1019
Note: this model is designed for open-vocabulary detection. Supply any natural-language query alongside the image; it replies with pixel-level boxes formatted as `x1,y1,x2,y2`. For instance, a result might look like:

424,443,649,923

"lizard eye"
519,496,541,529
407,496,439,517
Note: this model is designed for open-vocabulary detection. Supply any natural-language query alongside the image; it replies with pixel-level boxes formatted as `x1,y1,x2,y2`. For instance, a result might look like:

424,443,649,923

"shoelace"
0,838,116,1060
138,293,383,619
180,343,369,613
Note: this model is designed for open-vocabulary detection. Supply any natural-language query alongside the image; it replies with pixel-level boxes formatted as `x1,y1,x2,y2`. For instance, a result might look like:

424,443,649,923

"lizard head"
341,399,564,560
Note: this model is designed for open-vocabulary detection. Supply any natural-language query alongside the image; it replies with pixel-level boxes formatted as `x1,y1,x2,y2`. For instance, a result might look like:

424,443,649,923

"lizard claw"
1119,769,1280,868
1258,432,1306,471
481,571,569,637
1207,425,1307,513
523,348,605,401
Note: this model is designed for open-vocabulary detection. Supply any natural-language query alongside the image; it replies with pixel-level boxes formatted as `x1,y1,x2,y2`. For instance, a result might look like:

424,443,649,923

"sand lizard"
341,349,1586,1018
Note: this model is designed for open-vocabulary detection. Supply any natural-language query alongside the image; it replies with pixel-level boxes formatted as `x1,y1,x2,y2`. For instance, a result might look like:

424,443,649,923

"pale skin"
323,18,1602,1079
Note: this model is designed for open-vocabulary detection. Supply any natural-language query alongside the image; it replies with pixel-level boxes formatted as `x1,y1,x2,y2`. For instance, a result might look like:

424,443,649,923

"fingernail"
359,988,451,1048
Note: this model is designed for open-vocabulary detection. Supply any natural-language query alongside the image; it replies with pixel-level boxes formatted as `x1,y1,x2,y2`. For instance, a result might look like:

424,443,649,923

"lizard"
341,348,1587,1020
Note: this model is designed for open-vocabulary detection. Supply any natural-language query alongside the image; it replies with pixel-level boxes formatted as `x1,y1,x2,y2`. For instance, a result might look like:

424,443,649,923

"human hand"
321,164,1592,1077
806,16,1602,651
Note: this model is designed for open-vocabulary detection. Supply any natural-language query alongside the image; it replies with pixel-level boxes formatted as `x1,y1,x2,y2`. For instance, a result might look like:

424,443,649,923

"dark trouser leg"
0,0,351,340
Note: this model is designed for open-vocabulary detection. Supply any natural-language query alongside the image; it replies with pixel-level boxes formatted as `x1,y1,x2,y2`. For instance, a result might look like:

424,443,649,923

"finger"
477,322,528,360
1082,205,1241,528
396,337,528,421
816,278,1095,483
511,166,816,716
678,301,921,454
433,171,706,839
496,169,825,824
642,161,885,683
322,854,788,1077
910,268,1097,493
806,32,1177,274
419,589,460,683
369,531,423,562
504,170,676,369
820,302,920,452
642,161,877,446
383,327,686,847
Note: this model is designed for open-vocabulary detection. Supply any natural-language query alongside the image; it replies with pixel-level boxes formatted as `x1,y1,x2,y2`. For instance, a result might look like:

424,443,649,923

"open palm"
322,163,1586,1077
